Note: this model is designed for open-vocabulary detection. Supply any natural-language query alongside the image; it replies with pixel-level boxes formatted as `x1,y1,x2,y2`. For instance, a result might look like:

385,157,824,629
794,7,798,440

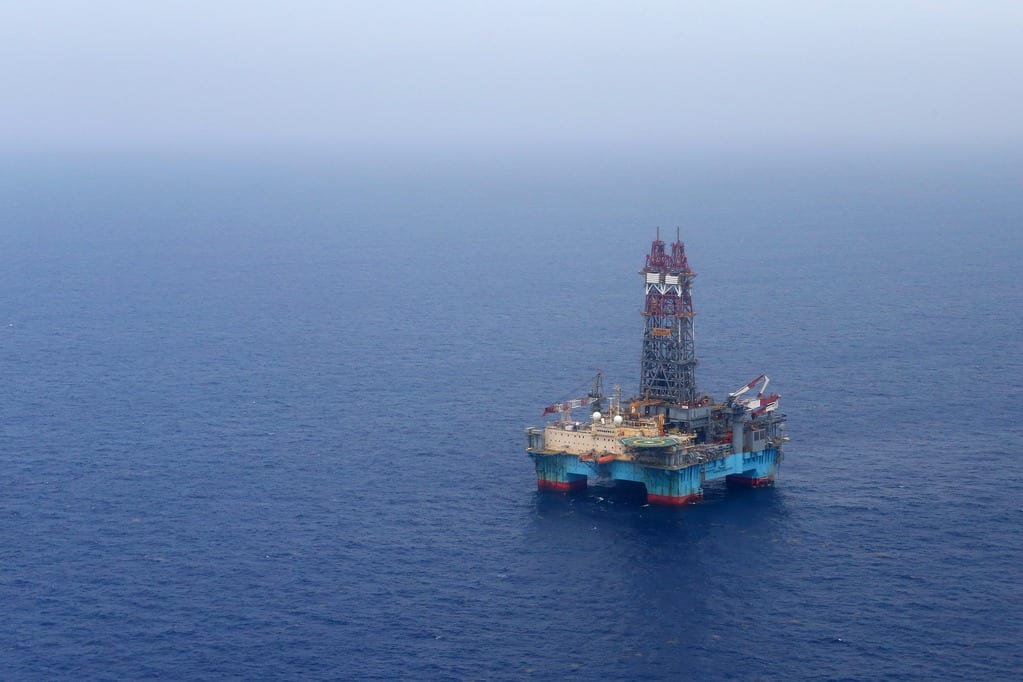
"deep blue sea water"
2,149,1021,680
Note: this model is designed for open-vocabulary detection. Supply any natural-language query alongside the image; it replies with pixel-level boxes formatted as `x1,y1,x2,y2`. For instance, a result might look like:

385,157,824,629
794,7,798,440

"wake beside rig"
526,230,788,505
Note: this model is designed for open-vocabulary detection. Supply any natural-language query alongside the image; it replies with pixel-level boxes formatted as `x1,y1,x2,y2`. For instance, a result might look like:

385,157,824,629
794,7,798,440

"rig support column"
533,454,587,493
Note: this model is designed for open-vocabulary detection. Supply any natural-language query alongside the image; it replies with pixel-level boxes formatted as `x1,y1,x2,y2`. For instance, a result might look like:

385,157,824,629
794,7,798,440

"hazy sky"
2,1,1020,153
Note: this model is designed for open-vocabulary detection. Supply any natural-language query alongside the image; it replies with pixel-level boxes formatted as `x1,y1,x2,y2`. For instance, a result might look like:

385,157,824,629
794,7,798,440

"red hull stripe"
537,479,587,492
646,493,703,506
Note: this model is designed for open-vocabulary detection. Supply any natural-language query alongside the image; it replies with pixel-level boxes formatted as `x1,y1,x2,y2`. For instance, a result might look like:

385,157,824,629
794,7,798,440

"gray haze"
2,1,1021,154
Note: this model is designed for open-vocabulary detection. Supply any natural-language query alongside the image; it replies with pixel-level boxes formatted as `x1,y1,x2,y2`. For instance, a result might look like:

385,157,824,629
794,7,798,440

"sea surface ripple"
1,151,1021,680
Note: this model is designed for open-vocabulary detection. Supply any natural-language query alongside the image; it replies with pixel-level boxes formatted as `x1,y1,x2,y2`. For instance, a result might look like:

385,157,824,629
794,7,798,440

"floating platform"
528,422,783,505
526,232,788,506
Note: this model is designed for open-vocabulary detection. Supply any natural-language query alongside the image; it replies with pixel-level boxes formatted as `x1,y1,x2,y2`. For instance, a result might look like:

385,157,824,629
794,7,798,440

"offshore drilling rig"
525,230,787,505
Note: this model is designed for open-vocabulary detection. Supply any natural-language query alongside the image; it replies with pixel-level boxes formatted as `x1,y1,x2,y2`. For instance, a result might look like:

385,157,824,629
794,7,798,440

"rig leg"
642,467,704,506
532,454,588,493
726,448,782,489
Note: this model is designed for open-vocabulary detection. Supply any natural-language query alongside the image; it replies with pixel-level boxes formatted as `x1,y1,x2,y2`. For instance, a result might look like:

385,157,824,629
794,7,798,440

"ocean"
1,147,1021,680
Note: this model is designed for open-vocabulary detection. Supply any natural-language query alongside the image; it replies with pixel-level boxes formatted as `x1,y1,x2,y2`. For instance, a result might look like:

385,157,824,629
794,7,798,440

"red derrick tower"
639,228,698,404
